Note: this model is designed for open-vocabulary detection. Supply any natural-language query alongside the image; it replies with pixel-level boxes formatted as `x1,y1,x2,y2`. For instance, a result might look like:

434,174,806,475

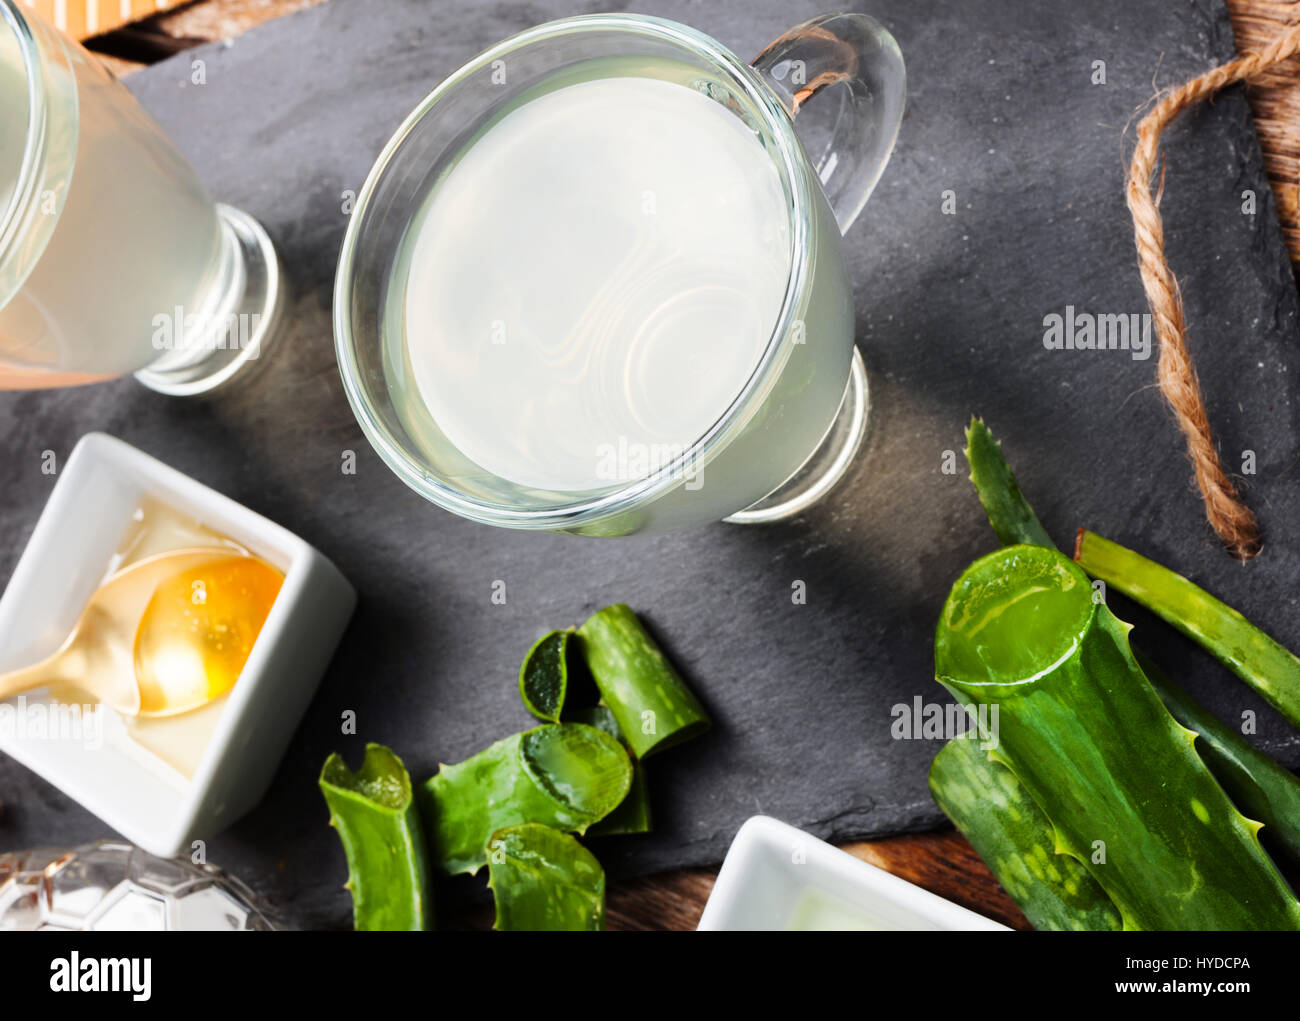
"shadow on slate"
1,0,1298,928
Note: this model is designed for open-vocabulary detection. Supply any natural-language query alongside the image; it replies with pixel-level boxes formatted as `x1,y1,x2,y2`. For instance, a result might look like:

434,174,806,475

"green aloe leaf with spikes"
935,543,1300,930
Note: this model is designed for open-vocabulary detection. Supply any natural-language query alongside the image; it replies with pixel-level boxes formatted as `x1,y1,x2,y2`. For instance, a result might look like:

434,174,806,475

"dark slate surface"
2,0,1299,928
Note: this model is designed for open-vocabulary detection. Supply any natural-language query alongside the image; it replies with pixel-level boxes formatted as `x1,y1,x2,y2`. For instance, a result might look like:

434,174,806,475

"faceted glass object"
0,840,280,931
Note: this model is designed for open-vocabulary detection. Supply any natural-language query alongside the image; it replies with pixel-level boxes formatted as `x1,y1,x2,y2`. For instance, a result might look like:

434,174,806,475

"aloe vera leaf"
965,419,1300,866
567,705,653,835
963,417,1055,548
929,738,1121,931
1076,529,1300,730
519,629,571,723
1144,658,1300,867
487,824,605,931
319,743,433,931
576,603,709,758
936,544,1300,930
419,723,632,875
952,417,1124,928
952,418,1124,927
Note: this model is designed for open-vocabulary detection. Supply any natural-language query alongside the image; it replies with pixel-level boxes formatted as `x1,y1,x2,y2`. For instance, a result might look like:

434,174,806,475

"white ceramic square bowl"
698,816,1010,931
0,432,355,857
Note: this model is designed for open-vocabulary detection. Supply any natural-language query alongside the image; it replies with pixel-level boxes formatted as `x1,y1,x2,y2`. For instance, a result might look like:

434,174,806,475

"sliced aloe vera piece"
487,824,605,931
567,705,652,835
936,544,1300,930
519,629,571,723
929,738,1121,931
1076,529,1300,731
577,603,709,758
419,723,632,875
963,418,1300,868
319,743,432,931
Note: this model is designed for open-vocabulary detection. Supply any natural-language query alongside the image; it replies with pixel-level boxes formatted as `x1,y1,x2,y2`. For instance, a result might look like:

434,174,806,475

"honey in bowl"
133,555,284,717
98,498,283,780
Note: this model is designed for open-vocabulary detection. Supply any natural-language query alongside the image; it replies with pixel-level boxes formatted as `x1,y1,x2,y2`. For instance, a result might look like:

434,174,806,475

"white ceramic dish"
698,816,1010,931
0,432,356,857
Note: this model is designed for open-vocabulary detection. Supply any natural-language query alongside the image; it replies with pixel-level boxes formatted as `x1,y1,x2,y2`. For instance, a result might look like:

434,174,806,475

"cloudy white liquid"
0,40,223,385
397,74,792,493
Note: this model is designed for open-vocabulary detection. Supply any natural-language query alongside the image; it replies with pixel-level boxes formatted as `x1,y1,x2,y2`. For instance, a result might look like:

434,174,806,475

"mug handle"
751,13,906,235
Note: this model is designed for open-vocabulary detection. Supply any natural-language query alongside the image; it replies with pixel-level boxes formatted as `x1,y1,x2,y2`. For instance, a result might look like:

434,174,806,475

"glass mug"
335,12,904,534
0,1,283,396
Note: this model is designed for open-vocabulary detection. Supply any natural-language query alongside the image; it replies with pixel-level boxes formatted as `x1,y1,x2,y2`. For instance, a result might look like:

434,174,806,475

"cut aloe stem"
929,737,1121,931
419,723,631,875
953,418,1123,927
519,629,572,723
935,671,1300,920
576,603,709,758
319,743,433,931
964,418,1300,866
592,764,652,837
567,706,653,835
1076,529,1300,730
487,824,605,931
936,545,1300,930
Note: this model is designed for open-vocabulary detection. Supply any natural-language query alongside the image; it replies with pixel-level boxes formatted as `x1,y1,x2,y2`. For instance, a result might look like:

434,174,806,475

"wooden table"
80,0,1300,931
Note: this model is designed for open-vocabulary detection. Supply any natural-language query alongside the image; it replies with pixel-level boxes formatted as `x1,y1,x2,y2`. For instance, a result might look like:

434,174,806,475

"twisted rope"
1127,23,1300,561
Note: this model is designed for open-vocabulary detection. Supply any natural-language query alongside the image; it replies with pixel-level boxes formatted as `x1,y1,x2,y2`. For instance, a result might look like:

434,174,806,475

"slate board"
2,0,1299,928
